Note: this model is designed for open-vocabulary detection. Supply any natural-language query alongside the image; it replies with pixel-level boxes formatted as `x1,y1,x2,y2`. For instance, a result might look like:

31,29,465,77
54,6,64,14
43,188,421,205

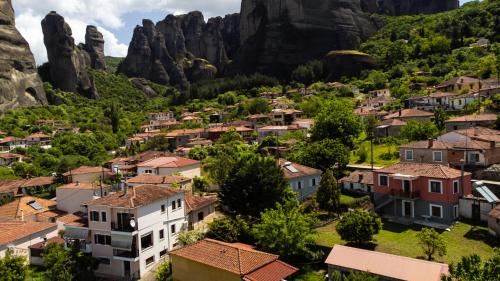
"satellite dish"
129,219,136,228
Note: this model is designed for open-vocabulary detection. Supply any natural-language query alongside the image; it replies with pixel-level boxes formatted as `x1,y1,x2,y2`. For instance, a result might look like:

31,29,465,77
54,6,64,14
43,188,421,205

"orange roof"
259,125,303,131
0,196,56,220
0,221,57,246
325,245,448,281
446,114,498,123
26,133,51,139
208,126,253,133
383,108,433,120
127,174,191,185
137,156,200,169
29,236,64,249
243,260,298,281
0,177,55,195
58,182,110,190
278,159,322,179
376,163,469,179
340,170,374,185
400,140,455,150
170,239,287,276
272,109,302,115
86,185,183,208
57,212,88,227
63,166,111,176
185,194,217,214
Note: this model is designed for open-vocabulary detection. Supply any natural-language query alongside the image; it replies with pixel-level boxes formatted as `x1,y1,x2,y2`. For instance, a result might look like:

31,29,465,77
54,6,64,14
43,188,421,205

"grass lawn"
315,220,499,263
349,141,400,167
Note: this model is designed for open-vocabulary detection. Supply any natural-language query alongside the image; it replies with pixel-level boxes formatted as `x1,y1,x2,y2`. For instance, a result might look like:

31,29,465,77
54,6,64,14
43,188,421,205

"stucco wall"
171,255,240,281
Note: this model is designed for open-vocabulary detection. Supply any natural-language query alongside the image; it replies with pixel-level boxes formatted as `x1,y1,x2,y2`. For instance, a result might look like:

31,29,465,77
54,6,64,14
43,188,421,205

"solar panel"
474,184,499,203
285,165,299,173
29,201,43,210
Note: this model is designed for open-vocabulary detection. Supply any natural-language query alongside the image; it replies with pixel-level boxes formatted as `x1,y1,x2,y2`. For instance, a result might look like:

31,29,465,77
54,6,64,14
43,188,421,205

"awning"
111,233,133,251
64,227,89,240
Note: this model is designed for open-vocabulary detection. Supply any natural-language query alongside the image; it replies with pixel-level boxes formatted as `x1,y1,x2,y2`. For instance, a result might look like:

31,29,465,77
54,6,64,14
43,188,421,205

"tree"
43,243,74,281
288,139,349,172
155,261,172,281
316,169,340,213
400,121,439,141
106,102,121,134
417,228,446,261
433,108,448,132
207,217,249,242
142,136,169,152
217,129,243,144
219,153,295,218
192,176,209,192
336,209,382,245
177,230,204,246
0,252,27,281
252,200,318,260
442,249,499,281
311,100,361,148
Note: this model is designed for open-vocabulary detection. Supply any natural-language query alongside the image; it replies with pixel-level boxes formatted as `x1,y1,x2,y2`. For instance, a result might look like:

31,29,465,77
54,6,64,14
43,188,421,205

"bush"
357,145,368,163
155,262,172,281
336,209,382,245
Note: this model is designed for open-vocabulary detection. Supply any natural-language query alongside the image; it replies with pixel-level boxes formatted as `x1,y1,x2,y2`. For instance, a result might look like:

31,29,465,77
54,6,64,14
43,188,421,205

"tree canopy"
336,209,382,245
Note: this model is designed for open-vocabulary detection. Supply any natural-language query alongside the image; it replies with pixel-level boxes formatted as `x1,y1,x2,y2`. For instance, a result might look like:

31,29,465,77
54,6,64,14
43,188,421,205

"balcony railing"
390,189,420,199
111,222,137,233
113,248,139,259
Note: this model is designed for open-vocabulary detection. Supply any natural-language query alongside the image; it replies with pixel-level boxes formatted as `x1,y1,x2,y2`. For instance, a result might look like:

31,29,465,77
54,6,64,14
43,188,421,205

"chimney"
428,139,434,148
398,109,402,117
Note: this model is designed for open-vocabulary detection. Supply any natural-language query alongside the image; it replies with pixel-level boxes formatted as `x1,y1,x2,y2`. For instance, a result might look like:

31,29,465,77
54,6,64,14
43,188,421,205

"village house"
487,205,500,237
107,151,170,174
0,153,27,166
148,119,178,131
325,245,449,281
165,128,208,149
363,95,395,108
149,112,174,121
56,182,111,214
376,118,407,138
246,114,271,128
445,114,498,131
29,236,65,266
0,176,55,202
292,118,315,130
136,156,201,178
383,108,434,122
368,88,391,98
0,221,58,259
448,92,481,110
279,159,322,201
207,126,254,142
407,91,456,111
126,174,191,190
354,106,388,120
0,137,26,151
373,163,472,226
185,194,217,231
169,239,298,281
0,196,57,222
64,185,187,279
339,170,374,193
271,109,303,125
436,75,481,93
25,133,51,147
63,166,114,183
257,125,306,142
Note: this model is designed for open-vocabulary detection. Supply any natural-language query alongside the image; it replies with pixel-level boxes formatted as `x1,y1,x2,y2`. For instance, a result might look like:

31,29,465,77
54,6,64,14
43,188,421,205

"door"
124,261,130,277
472,203,480,223
403,201,412,217
403,180,411,194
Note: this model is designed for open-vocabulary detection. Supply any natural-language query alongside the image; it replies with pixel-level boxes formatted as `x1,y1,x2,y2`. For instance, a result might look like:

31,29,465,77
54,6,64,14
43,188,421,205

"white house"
279,159,322,201
136,156,201,179
0,221,58,259
56,182,111,214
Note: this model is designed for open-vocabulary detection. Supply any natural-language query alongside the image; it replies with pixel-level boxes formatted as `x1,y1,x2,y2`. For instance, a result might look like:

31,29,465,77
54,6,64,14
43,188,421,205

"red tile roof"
446,114,498,123
0,196,57,220
63,166,111,176
0,221,57,246
86,185,183,208
340,170,374,185
243,260,298,281
185,195,217,214
29,236,64,249
325,245,448,281
400,140,455,150
0,177,55,195
127,174,191,185
170,239,295,278
377,163,469,179
136,156,200,168
58,182,110,190
57,212,88,227
278,159,322,179
0,153,26,160
383,108,433,120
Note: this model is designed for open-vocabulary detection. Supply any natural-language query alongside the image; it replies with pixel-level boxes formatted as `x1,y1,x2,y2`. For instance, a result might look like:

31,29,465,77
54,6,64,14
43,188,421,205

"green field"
316,220,499,263
349,141,400,167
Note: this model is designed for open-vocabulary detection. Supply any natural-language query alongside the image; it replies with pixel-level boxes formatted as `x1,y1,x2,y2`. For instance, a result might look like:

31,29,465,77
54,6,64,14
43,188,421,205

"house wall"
487,215,500,236
57,188,94,213
137,164,201,179
288,174,321,201
171,255,240,281
342,182,371,193
70,172,105,183
458,198,495,222
188,205,215,232
399,148,448,164
0,226,58,259
445,120,495,132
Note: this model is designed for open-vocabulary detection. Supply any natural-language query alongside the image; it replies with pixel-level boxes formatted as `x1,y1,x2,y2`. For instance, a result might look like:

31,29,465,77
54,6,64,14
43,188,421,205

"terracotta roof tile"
29,236,64,249
57,212,88,227
340,171,374,185
136,156,200,169
0,196,56,220
243,260,298,281
377,163,469,179
278,159,322,179
170,239,279,275
58,182,110,190
446,114,498,123
63,166,111,176
400,140,455,150
127,174,191,185
185,194,217,214
384,108,433,120
86,185,183,208
0,221,57,246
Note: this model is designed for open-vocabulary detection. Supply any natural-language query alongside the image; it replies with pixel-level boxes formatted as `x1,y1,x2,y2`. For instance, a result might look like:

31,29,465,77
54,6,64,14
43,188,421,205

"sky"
13,0,473,65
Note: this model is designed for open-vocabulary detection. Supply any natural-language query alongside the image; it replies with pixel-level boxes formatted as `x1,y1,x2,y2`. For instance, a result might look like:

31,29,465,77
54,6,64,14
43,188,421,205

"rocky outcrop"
361,0,459,16
323,50,377,81
41,11,98,99
235,0,379,76
0,0,47,112
119,11,239,88
83,25,106,70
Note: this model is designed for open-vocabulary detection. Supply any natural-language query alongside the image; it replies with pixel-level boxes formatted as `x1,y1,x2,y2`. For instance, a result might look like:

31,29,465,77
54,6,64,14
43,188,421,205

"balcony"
113,248,139,261
111,222,137,233
390,189,420,200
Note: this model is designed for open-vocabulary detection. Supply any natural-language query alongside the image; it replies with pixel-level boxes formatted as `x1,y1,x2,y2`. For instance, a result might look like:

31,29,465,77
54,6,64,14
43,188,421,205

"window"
453,205,459,219
90,211,99,222
433,151,443,162
159,229,164,240
145,256,155,266
171,224,176,234
160,249,167,257
141,232,153,250
429,180,442,194
453,180,459,194
172,200,176,210
198,212,204,221
379,175,389,187
312,178,316,186
405,150,413,161
101,212,107,222
161,204,165,213
177,199,182,208
430,204,443,218
470,153,480,163
94,234,111,245
297,181,302,190
98,258,111,266
145,169,153,174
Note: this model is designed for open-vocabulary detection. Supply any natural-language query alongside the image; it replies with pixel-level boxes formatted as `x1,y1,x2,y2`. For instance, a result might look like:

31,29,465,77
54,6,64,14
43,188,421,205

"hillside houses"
445,114,498,131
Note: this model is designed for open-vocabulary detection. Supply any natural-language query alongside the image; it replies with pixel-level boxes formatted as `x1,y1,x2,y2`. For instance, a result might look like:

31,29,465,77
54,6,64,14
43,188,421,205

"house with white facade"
279,159,322,201
63,185,187,279
0,221,58,259
340,170,374,193
56,182,111,214
136,156,201,179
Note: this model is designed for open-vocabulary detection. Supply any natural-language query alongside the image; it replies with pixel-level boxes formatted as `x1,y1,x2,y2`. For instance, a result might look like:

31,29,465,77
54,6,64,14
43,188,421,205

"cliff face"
361,0,459,16
0,0,47,112
84,25,106,70
41,12,99,99
236,0,379,75
119,11,240,88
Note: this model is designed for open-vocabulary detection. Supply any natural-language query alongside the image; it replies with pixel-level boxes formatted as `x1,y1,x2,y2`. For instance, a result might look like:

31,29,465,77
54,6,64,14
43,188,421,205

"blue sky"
13,0,474,64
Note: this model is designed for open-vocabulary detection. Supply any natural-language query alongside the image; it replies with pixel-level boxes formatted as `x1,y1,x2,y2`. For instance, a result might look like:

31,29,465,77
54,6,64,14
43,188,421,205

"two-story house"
63,166,113,183
445,114,498,131
271,109,303,125
136,156,201,178
66,185,187,279
436,75,481,93
373,163,472,226
279,159,322,201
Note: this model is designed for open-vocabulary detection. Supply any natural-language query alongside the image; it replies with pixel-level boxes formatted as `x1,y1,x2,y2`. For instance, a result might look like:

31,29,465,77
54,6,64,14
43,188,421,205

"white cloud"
12,0,240,64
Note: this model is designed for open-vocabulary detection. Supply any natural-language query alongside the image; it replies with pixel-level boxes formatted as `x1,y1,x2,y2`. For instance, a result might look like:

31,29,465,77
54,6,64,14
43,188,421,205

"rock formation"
323,50,377,81
83,25,106,70
361,0,459,16
0,0,47,112
41,11,99,99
